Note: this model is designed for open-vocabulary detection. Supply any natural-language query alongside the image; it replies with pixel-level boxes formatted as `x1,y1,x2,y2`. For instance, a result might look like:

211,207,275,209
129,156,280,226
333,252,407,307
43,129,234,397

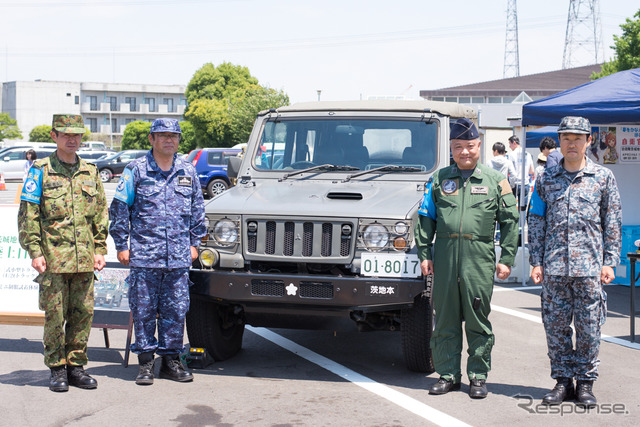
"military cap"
150,118,181,134
52,114,87,134
557,116,591,135
450,118,479,140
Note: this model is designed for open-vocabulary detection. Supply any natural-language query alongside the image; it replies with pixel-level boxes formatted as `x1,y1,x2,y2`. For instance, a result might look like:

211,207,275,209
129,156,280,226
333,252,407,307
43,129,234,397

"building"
1,80,186,142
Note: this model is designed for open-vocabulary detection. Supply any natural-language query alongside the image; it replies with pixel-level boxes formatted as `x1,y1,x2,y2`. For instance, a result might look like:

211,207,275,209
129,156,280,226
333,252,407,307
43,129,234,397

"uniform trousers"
127,267,190,355
541,275,606,381
37,272,95,367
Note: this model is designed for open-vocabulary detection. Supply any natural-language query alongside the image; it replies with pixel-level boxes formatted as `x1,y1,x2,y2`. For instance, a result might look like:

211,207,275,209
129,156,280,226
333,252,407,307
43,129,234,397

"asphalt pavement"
1,180,639,426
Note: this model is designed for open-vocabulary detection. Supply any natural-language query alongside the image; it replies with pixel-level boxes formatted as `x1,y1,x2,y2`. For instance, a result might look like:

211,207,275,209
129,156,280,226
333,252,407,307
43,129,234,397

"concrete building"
1,80,186,141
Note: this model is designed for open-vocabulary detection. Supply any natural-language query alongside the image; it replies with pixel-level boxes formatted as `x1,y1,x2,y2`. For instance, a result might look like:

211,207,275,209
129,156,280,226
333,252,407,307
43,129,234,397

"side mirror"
227,156,241,179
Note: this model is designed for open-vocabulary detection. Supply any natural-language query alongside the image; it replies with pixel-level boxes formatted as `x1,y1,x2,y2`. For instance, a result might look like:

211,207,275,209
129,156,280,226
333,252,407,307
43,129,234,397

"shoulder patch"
499,178,511,196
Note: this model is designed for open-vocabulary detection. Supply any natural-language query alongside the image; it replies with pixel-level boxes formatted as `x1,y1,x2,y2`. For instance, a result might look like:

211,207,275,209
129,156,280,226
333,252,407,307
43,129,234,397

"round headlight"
213,219,238,245
362,224,389,251
393,237,408,250
199,248,218,268
394,221,408,235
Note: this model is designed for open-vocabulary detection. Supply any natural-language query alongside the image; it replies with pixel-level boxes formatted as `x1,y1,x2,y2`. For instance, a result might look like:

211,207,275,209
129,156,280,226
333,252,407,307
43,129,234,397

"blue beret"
450,118,479,140
150,118,181,134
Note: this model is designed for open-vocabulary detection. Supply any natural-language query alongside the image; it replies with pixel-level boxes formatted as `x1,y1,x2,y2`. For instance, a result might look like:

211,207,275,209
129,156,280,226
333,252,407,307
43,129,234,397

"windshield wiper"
280,164,359,181
342,165,423,182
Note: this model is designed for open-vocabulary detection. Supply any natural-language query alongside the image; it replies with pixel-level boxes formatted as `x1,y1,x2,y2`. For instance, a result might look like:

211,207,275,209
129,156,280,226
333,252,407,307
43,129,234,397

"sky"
0,0,638,104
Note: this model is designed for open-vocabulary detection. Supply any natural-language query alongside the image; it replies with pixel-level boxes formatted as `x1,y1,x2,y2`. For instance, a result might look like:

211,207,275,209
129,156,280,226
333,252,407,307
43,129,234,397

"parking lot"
1,181,638,426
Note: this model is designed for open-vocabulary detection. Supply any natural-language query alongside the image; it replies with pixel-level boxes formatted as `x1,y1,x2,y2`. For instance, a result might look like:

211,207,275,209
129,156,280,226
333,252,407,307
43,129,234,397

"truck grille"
246,219,354,261
299,281,333,299
251,279,285,297
250,279,334,300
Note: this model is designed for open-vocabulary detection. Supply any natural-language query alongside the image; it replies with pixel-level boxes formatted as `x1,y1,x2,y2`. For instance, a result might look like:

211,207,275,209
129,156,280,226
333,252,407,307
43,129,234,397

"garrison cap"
150,118,181,134
450,118,479,140
557,116,591,135
52,114,87,134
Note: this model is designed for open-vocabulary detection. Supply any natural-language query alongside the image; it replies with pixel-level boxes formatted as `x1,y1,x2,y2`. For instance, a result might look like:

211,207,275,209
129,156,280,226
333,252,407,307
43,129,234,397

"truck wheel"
401,292,435,373
207,179,228,197
186,297,244,361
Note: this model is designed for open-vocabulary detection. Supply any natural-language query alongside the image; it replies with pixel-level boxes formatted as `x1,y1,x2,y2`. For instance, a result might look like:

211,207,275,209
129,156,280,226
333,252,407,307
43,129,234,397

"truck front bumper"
189,269,427,314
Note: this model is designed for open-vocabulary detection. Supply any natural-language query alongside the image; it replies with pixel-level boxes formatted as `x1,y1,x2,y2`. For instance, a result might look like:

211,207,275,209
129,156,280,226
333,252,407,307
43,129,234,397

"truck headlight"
199,248,218,268
362,224,389,251
213,219,238,245
394,221,408,235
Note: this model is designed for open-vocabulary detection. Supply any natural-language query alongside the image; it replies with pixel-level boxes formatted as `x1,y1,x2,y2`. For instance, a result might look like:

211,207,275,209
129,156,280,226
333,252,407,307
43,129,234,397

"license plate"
360,252,421,278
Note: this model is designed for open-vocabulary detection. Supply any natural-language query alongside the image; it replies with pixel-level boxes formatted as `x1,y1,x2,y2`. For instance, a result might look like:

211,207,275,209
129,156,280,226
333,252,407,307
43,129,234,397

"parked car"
186,148,242,197
77,150,113,162
0,145,56,180
93,150,148,182
80,141,108,151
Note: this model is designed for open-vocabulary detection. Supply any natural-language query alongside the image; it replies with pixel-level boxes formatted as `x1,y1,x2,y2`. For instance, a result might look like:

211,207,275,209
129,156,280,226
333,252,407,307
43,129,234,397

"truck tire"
186,297,245,361
207,179,228,198
401,292,435,373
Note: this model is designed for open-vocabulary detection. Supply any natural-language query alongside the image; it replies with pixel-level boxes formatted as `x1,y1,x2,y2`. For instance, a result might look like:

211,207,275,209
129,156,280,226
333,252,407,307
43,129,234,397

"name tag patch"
471,186,488,195
178,176,192,186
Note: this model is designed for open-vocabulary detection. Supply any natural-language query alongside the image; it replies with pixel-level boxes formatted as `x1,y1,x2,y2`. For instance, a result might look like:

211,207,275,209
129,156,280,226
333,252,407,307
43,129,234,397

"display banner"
589,125,640,164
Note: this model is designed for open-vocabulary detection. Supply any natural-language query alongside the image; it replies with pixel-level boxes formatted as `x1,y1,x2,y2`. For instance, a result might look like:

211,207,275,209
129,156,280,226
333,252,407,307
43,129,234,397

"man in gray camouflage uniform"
529,116,622,407
109,118,205,385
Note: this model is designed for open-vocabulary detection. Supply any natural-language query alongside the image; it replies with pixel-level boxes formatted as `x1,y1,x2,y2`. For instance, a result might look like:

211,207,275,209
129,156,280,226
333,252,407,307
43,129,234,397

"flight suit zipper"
457,178,469,283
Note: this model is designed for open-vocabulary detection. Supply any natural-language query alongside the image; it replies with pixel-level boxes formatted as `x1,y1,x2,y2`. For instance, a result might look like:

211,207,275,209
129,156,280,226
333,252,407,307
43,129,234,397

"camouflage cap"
52,114,87,134
150,118,181,134
557,116,591,135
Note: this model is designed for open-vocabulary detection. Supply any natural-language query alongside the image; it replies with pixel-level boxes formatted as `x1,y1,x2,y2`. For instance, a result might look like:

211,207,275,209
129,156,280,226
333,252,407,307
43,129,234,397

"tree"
592,9,640,79
178,121,197,154
121,121,151,150
0,113,22,141
228,86,289,146
185,62,289,147
30,125,54,142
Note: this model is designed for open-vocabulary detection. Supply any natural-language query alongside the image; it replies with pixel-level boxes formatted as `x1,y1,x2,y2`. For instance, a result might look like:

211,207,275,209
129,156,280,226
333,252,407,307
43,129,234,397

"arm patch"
499,178,512,196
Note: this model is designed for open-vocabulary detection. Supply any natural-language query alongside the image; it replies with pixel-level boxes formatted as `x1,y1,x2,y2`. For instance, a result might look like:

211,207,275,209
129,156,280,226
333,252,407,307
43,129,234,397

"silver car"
0,145,56,180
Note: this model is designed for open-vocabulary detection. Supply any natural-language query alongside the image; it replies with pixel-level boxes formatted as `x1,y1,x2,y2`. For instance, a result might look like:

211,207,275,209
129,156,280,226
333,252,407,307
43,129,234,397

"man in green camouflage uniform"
18,114,108,392
415,118,519,399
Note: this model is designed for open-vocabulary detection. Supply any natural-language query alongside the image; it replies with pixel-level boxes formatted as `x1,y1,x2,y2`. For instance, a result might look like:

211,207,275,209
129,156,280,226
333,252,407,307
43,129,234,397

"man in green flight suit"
415,118,519,398
18,114,108,392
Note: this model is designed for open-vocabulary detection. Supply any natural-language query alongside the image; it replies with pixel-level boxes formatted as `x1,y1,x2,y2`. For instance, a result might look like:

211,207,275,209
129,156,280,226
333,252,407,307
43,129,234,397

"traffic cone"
0,173,6,191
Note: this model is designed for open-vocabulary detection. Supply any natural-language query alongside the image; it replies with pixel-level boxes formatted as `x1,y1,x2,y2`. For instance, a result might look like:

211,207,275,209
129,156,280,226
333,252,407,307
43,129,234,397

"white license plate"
360,252,421,278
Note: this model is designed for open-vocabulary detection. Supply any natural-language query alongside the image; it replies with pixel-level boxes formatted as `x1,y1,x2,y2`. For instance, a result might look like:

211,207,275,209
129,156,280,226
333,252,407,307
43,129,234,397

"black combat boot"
429,377,461,395
67,365,97,389
159,354,193,382
576,380,597,407
49,366,68,392
542,377,574,405
136,352,155,385
469,379,488,399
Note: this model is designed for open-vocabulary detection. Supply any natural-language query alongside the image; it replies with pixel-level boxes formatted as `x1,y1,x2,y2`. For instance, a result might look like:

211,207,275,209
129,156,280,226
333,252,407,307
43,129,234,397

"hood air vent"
326,192,363,200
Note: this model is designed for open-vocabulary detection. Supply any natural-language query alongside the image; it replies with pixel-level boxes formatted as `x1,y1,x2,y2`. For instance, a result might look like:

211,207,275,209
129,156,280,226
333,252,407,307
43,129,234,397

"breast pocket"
42,186,68,220
137,185,163,216
469,197,497,238
578,192,601,222
173,185,193,214
81,185,98,217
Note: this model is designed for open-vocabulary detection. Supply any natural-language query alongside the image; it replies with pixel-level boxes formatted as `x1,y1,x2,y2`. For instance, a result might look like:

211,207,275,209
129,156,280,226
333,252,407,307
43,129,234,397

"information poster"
589,125,640,164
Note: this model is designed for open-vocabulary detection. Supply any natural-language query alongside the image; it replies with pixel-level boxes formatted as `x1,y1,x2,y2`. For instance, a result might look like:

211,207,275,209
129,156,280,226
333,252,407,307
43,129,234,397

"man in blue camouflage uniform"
109,118,206,385
529,116,622,407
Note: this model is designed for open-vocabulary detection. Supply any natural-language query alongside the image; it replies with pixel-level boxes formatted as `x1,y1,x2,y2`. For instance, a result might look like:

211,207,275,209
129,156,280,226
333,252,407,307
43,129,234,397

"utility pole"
503,0,520,78
563,0,603,69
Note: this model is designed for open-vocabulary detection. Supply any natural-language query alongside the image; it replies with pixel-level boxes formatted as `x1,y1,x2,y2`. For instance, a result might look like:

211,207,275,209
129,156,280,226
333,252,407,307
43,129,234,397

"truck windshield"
254,118,438,172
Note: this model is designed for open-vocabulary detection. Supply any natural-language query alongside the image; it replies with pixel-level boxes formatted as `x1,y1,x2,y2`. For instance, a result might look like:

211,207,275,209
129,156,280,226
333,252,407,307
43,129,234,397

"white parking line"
247,326,472,427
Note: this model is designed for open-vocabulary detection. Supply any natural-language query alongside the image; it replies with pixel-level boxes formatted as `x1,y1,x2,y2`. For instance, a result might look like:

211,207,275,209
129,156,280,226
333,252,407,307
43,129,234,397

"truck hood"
206,179,424,219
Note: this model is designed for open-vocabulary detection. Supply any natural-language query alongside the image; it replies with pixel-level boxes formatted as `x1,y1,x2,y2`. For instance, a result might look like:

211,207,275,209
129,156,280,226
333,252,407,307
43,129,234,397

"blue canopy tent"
522,67,640,285
525,126,558,148
523,67,640,126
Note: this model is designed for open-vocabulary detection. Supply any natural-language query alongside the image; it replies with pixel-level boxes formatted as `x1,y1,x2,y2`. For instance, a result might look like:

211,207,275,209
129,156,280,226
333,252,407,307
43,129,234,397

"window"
109,96,118,111
75,96,79,104
445,97,457,102
488,97,502,103
111,118,118,133
146,98,156,112
88,96,98,111
458,97,471,104
207,151,223,165
87,118,97,132
125,97,136,111
163,98,174,113
431,97,445,101
472,97,485,103
125,118,134,125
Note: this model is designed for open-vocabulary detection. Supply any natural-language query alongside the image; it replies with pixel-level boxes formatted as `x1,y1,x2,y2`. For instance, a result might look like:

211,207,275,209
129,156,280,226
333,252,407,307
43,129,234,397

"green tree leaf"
29,125,54,142
121,121,151,150
0,113,23,141
592,9,640,79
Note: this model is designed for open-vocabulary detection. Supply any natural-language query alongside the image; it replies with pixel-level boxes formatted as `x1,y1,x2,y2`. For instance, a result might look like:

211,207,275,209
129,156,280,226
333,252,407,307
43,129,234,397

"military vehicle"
187,100,476,372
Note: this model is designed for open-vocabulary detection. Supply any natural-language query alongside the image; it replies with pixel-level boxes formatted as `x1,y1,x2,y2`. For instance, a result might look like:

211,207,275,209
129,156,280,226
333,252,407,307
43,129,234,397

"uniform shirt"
415,163,519,266
545,150,563,170
18,152,108,273
528,157,622,277
109,151,206,269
